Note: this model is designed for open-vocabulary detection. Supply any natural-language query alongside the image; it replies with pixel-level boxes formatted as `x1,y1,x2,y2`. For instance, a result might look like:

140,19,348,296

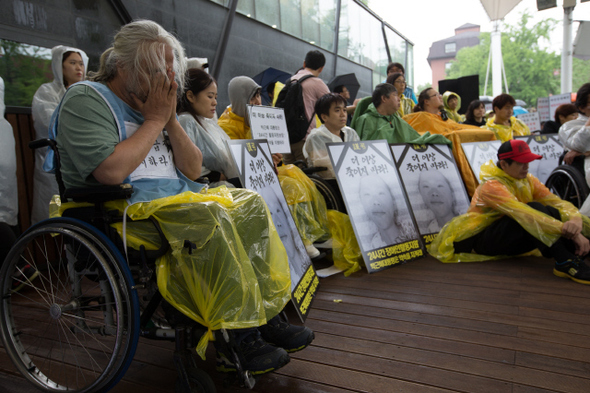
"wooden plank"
312,297,518,336
307,308,590,362
306,318,515,364
312,291,590,339
305,332,590,392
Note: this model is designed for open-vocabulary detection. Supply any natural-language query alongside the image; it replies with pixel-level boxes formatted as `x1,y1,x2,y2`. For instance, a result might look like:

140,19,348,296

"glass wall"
210,0,412,89
0,39,52,106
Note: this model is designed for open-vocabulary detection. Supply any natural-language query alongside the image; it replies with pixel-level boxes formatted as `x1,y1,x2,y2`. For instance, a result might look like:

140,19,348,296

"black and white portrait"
328,141,419,255
390,144,470,239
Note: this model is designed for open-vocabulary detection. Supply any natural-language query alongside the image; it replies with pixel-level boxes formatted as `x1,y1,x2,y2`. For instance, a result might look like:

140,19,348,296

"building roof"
427,31,480,63
456,23,479,31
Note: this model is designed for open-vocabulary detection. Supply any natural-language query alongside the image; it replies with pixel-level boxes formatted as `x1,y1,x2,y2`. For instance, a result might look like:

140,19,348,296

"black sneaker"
258,313,314,353
554,258,590,285
11,263,40,292
215,329,289,375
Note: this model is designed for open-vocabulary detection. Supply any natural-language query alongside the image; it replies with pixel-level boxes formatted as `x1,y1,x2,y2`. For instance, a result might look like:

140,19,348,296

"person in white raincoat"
0,77,18,261
177,68,238,188
30,45,88,224
303,93,360,179
558,83,590,215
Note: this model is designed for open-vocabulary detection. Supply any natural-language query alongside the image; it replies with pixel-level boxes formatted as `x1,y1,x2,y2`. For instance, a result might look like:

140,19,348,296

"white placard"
516,112,541,132
327,140,424,274
390,144,470,246
549,93,572,121
127,122,178,181
227,139,317,321
514,135,563,183
461,140,503,183
248,105,291,154
537,97,550,122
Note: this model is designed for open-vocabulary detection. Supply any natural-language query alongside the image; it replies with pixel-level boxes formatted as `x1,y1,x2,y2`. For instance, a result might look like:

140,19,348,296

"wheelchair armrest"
64,184,134,203
29,138,55,150
301,166,329,175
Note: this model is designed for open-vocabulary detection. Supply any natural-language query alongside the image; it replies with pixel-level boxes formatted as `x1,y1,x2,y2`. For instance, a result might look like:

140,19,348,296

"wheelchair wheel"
175,367,217,393
0,218,140,393
545,165,590,209
308,174,344,212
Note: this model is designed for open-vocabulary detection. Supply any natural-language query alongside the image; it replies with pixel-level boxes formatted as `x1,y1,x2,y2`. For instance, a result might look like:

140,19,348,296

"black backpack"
275,74,316,144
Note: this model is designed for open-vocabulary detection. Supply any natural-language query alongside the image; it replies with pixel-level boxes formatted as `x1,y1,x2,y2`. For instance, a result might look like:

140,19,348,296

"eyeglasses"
394,80,406,85
428,93,441,98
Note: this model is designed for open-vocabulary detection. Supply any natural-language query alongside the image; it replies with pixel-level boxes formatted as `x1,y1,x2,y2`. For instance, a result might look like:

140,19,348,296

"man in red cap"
429,139,590,284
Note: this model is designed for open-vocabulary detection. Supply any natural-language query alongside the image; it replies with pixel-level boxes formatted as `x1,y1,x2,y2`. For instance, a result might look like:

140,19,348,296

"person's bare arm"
346,98,361,115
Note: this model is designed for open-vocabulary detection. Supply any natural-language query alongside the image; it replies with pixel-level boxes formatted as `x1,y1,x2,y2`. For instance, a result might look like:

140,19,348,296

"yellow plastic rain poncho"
218,106,252,140
442,91,463,123
428,160,590,263
326,210,362,276
277,168,362,276
484,116,530,143
50,187,291,359
277,164,330,245
403,111,496,196
398,94,415,118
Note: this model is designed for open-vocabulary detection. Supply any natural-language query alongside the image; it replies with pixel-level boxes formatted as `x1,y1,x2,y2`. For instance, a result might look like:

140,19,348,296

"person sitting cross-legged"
428,139,590,285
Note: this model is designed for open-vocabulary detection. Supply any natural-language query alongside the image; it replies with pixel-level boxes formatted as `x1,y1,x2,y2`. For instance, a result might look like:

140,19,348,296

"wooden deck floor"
2,255,590,393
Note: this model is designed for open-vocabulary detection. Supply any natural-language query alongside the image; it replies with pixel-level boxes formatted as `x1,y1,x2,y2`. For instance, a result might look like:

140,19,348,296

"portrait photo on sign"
227,139,311,291
515,135,563,184
327,141,419,254
390,144,470,240
461,140,502,183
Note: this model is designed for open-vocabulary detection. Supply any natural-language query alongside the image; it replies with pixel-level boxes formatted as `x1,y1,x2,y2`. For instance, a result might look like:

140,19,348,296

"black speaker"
438,75,479,115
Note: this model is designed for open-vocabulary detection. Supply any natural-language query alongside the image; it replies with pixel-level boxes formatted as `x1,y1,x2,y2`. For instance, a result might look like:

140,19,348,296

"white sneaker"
305,244,320,259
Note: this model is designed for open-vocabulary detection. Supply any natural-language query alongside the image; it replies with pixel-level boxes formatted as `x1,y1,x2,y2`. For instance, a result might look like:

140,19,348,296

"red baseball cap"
497,139,542,163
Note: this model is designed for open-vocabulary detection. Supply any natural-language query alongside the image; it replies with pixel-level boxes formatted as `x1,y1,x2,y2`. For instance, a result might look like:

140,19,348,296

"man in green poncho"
354,83,451,146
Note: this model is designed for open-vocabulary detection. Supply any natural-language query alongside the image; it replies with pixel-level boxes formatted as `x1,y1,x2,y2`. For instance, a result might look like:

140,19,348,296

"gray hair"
89,20,187,99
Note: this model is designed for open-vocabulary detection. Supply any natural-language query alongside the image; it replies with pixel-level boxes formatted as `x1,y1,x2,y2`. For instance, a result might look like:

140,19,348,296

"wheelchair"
0,139,258,393
292,160,346,213
544,153,589,209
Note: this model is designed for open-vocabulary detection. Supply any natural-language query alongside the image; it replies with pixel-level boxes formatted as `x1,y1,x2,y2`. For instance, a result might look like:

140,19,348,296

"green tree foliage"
573,58,590,93
447,12,560,106
0,39,52,107
416,82,432,96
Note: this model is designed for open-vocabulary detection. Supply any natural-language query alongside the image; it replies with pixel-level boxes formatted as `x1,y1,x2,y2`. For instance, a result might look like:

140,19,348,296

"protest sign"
537,97,550,122
327,140,424,273
227,139,317,321
549,93,572,121
516,112,541,132
248,105,290,154
461,140,503,183
514,134,563,183
390,144,470,245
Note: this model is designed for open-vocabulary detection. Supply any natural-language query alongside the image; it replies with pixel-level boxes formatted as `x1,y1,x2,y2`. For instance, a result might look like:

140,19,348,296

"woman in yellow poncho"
386,72,414,117
428,139,590,285
484,93,530,142
403,88,496,196
442,91,463,123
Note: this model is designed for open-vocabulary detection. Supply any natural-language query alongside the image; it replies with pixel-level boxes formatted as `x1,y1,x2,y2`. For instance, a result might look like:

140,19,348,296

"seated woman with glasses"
403,88,496,197
385,73,414,117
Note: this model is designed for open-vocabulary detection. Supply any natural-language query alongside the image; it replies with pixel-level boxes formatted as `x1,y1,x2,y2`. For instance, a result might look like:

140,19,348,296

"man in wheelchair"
429,139,590,285
50,20,313,376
